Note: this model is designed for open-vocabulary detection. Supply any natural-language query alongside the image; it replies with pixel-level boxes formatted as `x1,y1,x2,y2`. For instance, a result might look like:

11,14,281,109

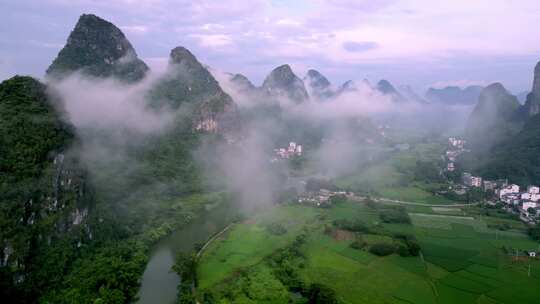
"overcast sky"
1,0,539,93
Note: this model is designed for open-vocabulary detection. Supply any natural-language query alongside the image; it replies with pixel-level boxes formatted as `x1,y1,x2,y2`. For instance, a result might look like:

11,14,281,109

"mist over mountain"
465,83,521,152
0,76,93,301
304,69,334,100
376,79,407,103
3,7,540,304
262,64,309,104
521,62,540,117
516,91,529,104
230,73,256,92
398,85,427,104
46,14,148,83
148,46,238,133
462,60,540,185
425,85,483,105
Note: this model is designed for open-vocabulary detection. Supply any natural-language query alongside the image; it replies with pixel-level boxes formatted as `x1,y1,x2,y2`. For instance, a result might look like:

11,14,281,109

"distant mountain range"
425,85,484,105
227,66,428,105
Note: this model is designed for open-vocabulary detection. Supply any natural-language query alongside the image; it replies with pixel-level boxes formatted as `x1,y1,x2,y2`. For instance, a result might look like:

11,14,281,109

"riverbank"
136,200,240,304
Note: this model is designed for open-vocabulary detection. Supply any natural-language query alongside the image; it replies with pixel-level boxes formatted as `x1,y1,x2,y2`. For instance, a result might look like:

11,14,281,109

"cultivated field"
196,201,540,303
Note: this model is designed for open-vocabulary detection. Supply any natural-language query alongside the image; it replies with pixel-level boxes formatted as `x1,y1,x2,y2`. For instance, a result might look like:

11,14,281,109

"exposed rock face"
148,46,238,133
304,69,333,100
377,79,406,102
262,64,309,103
522,61,540,117
0,76,92,293
465,83,521,151
46,14,148,82
425,85,483,105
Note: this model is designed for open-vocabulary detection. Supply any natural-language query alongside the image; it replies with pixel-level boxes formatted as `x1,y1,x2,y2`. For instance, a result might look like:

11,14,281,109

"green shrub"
267,222,287,235
332,219,369,233
350,240,366,250
379,207,411,224
305,283,338,304
397,244,411,257
529,224,540,241
369,243,396,256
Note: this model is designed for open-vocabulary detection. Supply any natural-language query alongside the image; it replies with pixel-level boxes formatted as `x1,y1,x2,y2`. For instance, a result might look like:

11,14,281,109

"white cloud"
189,34,233,47
120,25,149,34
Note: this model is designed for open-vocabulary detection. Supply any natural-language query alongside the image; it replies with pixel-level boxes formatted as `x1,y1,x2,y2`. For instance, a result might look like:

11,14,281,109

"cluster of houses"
297,189,347,207
272,142,303,161
459,169,540,221
445,137,467,172
444,137,540,224
459,172,540,223
496,184,540,222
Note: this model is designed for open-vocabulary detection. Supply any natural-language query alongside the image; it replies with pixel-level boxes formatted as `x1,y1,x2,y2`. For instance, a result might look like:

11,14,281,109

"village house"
522,201,538,211
297,189,346,207
527,185,540,194
497,184,520,199
273,142,303,161
448,137,466,149
463,173,482,187
501,194,520,205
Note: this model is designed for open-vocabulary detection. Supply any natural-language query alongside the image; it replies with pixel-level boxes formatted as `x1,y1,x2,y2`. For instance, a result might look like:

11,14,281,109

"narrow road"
196,223,233,258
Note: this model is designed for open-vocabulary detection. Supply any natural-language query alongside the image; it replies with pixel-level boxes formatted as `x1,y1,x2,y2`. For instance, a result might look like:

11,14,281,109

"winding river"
135,203,238,304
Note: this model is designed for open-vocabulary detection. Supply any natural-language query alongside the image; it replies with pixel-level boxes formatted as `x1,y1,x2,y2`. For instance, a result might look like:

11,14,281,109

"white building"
528,186,540,194
448,137,466,149
274,142,303,160
288,142,297,153
502,194,520,205
471,176,482,187
463,173,482,187
447,162,455,172
498,184,520,198
522,201,538,211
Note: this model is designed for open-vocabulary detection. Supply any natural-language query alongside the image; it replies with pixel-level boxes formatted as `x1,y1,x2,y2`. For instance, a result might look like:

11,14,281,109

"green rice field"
196,201,540,303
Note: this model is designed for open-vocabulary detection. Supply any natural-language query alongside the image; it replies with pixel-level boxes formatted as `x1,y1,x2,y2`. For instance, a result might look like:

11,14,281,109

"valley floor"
195,201,540,304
